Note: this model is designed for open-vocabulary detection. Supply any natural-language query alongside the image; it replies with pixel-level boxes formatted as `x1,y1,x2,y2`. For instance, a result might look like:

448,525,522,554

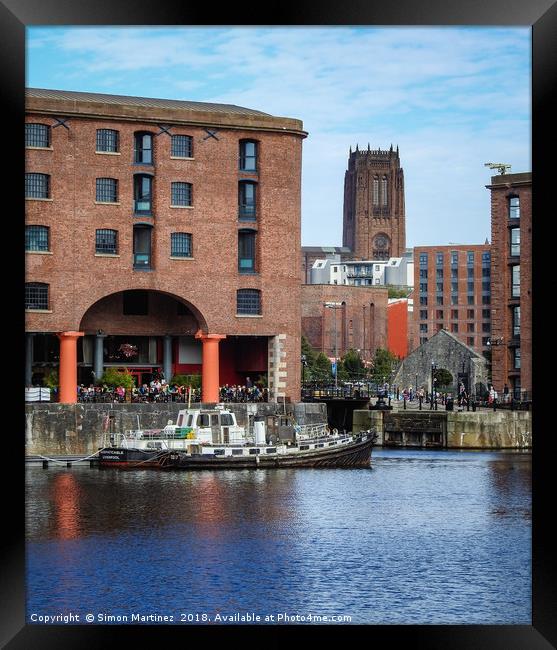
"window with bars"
239,140,257,171
419,283,428,293
238,229,256,273
96,129,119,153
237,289,261,315
420,324,428,333
509,195,520,219
239,181,256,220
436,268,444,278
134,132,153,164
171,232,192,257
25,123,50,148
96,178,118,203
25,173,50,199
451,269,458,279
25,225,49,252
171,182,192,207
451,282,459,293
436,282,444,292
171,135,193,158
482,251,491,265
95,229,118,254
25,283,49,310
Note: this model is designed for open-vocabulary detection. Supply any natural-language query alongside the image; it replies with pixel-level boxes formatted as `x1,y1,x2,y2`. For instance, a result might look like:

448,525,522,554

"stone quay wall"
352,409,531,449
25,402,327,457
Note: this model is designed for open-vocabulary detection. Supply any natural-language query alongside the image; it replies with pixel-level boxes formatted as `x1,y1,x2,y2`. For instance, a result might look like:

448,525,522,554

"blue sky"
26,26,531,249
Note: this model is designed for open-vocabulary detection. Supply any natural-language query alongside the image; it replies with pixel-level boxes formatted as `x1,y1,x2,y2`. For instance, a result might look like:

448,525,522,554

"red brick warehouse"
25,89,307,403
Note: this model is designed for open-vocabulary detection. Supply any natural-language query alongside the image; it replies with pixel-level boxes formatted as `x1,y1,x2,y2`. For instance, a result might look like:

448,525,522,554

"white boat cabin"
175,407,246,444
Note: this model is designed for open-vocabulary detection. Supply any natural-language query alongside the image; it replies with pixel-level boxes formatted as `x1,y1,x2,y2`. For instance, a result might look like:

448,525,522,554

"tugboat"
98,405,378,470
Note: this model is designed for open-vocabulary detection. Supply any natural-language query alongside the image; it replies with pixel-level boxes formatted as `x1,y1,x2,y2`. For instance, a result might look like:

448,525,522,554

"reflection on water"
26,449,531,624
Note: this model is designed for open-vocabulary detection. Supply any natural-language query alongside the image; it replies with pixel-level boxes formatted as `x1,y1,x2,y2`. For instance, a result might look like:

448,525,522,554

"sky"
26,26,531,249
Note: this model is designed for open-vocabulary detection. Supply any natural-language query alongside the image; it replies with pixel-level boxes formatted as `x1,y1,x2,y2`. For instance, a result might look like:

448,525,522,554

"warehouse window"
508,195,520,219
25,283,49,310
171,182,192,207
134,174,153,215
96,129,119,153
171,135,193,158
171,232,193,257
238,229,256,273
239,140,257,171
96,229,118,254
237,289,261,315
25,173,50,199
239,181,257,220
96,178,118,203
134,132,153,164
25,123,50,148
25,225,49,252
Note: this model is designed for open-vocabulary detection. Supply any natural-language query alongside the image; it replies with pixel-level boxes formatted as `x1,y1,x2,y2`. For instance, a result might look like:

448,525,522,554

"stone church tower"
342,144,406,260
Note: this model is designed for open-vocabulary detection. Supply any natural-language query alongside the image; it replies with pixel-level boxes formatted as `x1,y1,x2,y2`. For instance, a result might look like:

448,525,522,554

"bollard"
419,397,422,411
403,397,406,410
66,462,72,468
42,460,48,469
472,401,476,412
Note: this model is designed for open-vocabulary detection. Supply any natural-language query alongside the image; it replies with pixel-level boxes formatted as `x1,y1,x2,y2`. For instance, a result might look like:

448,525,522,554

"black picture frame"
3,0,554,647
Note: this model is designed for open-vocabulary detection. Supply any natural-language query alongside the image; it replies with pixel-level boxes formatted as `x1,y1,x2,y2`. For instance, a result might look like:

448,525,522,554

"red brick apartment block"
487,172,531,398
25,88,307,402
301,284,388,364
342,145,406,261
411,244,492,356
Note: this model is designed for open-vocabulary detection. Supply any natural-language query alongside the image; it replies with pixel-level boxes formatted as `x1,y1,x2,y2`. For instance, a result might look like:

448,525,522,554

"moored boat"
98,405,378,470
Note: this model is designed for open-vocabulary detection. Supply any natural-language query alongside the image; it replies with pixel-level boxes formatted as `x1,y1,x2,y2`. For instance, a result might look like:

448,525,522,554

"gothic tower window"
381,176,388,206
372,176,379,205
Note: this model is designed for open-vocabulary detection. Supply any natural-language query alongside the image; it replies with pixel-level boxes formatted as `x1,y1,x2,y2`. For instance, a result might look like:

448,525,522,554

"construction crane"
484,162,511,175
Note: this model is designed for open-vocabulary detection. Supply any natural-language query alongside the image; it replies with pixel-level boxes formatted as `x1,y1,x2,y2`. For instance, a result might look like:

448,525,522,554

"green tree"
312,352,333,383
339,348,366,381
434,368,453,390
388,287,412,299
43,369,58,389
170,373,201,389
370,348,399,383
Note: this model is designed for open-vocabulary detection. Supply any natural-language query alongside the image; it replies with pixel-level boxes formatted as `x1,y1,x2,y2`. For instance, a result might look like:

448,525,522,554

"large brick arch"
78,288,209,335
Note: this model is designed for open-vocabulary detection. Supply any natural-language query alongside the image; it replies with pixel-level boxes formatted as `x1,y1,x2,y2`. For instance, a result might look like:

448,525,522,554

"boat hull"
98,433,377,470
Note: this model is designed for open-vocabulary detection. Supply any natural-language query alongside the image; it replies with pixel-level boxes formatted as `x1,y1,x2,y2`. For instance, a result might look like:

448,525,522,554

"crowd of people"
75,377,269,403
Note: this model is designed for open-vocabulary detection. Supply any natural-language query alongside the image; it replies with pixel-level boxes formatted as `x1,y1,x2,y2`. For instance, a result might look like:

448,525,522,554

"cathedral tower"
342,144,406,260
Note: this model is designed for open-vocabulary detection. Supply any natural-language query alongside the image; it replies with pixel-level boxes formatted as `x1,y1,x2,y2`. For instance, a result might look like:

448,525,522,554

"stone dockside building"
25,88,307,403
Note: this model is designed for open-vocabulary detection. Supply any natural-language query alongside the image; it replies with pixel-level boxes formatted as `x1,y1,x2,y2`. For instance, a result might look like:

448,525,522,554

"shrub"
170,374,201,389
99,368,135,389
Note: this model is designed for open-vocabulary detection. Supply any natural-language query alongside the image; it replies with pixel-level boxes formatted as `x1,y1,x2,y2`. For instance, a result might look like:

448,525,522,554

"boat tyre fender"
332,428,338,435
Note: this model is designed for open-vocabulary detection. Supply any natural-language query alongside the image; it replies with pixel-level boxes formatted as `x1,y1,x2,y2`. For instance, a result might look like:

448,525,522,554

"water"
25,449,531,625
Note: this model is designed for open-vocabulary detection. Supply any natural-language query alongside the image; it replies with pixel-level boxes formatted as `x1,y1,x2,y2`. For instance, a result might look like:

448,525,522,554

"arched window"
134,131,153,164
134,174,153,215
372,176,379,205
237,289,261,315
25,283,49,310
239,140,257,171
381,176,388,206
239,181,257,220
238,229,257,273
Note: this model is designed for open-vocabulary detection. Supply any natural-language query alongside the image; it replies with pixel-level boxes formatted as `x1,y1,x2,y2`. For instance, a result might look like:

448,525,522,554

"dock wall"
352,409,531,449
25,402,328,457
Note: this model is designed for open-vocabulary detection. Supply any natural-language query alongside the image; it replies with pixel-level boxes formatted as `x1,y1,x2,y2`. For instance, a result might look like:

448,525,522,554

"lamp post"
430,361,437,410
324,302,342,390
301,354,307,387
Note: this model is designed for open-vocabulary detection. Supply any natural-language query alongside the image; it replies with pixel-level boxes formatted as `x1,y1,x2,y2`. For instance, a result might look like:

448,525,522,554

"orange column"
57,331,84,403
195,331,226,403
